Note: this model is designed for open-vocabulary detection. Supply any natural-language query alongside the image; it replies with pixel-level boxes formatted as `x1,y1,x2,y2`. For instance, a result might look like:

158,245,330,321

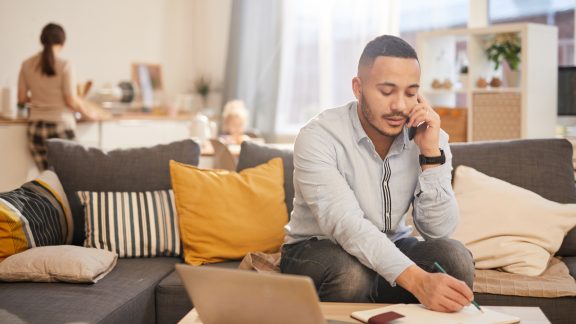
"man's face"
355,56,420,138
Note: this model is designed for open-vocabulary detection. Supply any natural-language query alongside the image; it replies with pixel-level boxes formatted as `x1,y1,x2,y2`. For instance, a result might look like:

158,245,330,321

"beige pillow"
0,245,117,283
451,166,576,276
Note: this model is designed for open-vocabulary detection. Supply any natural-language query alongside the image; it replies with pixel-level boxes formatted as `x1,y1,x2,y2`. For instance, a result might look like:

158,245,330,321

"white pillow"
451,166,576,276
0,245,117,283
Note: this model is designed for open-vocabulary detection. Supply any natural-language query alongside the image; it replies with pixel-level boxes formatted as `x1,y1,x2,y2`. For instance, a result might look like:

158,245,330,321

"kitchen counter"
0,113,196,191
0,111,195,125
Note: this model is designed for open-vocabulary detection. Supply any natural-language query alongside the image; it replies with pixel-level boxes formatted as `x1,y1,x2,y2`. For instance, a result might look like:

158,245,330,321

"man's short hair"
358,35,418,71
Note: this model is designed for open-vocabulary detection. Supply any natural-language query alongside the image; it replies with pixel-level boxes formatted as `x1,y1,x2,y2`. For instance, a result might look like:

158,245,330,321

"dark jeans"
280,237,474,303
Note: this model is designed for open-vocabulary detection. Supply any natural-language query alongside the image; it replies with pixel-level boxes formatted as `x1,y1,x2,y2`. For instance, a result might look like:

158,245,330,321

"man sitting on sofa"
280,35,475,313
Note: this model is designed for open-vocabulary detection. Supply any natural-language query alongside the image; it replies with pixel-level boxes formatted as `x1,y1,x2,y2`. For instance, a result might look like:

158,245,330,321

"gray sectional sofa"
1,138,575,323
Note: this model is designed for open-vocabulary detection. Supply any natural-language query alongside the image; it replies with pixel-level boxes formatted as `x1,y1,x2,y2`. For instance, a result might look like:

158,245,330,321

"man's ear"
352,76,362,100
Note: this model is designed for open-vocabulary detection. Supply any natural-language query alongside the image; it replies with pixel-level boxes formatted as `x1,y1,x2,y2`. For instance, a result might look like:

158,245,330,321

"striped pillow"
77,190,181,258
0,171,73,261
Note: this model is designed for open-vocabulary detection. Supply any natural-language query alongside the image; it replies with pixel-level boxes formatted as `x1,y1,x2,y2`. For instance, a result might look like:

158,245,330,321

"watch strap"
419,149,446,165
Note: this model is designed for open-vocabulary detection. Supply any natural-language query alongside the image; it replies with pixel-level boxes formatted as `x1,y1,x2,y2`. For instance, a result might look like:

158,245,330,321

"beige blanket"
240,252,576,298
474,257,576,298
239,252,281,273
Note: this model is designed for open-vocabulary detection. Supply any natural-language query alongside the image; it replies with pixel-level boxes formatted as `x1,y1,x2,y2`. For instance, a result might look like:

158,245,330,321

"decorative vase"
504,69,521,87
189,112,212,146
503,60,521,87
459,74,469,89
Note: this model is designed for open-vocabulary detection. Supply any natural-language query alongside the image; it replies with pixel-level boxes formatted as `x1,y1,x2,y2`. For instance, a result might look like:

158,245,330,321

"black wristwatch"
419,149,446,165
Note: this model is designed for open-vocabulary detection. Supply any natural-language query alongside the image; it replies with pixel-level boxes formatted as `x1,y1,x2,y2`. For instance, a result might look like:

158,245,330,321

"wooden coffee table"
179,302,550,323
319,303,550,323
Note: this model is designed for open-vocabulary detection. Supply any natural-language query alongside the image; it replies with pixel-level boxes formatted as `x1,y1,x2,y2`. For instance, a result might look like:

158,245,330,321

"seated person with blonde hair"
220,100,252,145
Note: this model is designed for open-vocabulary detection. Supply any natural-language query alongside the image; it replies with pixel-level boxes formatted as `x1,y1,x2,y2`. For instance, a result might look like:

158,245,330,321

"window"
272,0,575,135
275,0,397,135
399,0,469,47
489,0,575,66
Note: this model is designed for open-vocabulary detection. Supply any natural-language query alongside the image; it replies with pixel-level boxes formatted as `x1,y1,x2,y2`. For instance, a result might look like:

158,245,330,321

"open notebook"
351,304,520,324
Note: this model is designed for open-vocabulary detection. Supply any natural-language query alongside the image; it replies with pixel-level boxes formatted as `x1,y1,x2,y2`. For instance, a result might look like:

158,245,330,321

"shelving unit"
417,23,558,141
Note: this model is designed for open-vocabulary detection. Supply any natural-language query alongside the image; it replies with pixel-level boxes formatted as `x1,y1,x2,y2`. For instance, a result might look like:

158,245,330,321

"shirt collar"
350,101,368,144
349,101,410,155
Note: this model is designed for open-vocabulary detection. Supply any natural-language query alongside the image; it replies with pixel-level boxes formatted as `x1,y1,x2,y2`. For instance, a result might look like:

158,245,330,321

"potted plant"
485,33,521,86
194,75,211,108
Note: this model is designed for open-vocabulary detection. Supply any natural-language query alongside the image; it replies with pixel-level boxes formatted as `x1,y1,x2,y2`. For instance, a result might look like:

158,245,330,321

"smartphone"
409,121,428,141
408,97,425,141
408,125,417,141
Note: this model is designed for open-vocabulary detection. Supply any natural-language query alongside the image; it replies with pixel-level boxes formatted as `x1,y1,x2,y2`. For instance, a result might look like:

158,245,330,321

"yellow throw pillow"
451,166,576,276
170,158,288,265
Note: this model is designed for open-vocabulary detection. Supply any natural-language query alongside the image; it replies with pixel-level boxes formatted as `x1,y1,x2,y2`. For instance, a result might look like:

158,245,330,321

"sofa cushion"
559,230,576,257
450,139,576,257
170,158,288,265
0,170,73,261
77,190,181,258
452,165,576,276
0,245,117,283
237,141,295,214
0,257,179,324
563,256,576,278
47,139,200,245
155,261,240,324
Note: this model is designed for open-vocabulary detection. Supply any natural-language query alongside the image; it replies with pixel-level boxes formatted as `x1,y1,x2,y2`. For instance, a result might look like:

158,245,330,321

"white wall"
0,0,231,104
163,0,232,109
0,0,232,190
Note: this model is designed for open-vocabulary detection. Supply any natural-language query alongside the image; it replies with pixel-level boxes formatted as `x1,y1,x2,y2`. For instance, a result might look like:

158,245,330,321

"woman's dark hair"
39,23,66,76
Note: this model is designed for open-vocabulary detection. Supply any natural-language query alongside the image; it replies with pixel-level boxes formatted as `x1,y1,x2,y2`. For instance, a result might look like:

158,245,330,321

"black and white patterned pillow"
0,171,72,261
77,190,181,258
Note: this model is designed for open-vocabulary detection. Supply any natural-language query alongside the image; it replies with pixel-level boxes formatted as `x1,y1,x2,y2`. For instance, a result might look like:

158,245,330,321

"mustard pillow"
451,166,576,276
170,158,288,265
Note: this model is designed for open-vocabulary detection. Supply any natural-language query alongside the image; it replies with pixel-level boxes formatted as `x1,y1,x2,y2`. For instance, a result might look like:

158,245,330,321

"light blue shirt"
284,101,459,284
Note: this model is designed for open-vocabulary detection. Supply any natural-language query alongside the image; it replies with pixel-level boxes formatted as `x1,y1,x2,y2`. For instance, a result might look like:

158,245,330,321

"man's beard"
360,93,408,138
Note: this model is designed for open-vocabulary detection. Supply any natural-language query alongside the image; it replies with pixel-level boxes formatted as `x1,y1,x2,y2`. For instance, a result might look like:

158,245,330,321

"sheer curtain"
223,0,399,139
222,0,283,139
274,0,399,135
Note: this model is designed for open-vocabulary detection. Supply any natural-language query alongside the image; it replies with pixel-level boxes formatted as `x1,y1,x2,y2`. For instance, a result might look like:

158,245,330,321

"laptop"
176,264,350,324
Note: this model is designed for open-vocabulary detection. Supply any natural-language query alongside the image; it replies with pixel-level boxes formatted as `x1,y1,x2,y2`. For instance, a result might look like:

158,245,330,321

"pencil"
433,261,483,313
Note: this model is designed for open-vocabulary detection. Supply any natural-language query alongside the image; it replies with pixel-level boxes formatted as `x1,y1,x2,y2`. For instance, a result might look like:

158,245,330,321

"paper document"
350,304,520,324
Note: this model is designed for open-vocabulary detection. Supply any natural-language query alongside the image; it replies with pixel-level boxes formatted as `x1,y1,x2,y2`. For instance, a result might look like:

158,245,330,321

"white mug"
1,87,17,119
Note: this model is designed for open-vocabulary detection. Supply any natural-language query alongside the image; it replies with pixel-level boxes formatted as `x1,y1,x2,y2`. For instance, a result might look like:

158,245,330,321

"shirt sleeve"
293,124,415,285
412,136,459,240
61,60,76,97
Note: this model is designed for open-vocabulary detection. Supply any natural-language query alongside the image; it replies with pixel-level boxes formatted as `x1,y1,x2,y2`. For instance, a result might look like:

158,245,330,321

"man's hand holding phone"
407,94,441,159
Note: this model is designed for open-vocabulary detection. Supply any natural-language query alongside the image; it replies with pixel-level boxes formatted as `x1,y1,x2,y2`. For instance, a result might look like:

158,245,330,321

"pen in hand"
433,261,483,313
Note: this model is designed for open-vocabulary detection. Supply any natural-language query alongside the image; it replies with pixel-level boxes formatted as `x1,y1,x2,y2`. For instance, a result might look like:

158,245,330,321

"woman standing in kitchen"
18,22,98,170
